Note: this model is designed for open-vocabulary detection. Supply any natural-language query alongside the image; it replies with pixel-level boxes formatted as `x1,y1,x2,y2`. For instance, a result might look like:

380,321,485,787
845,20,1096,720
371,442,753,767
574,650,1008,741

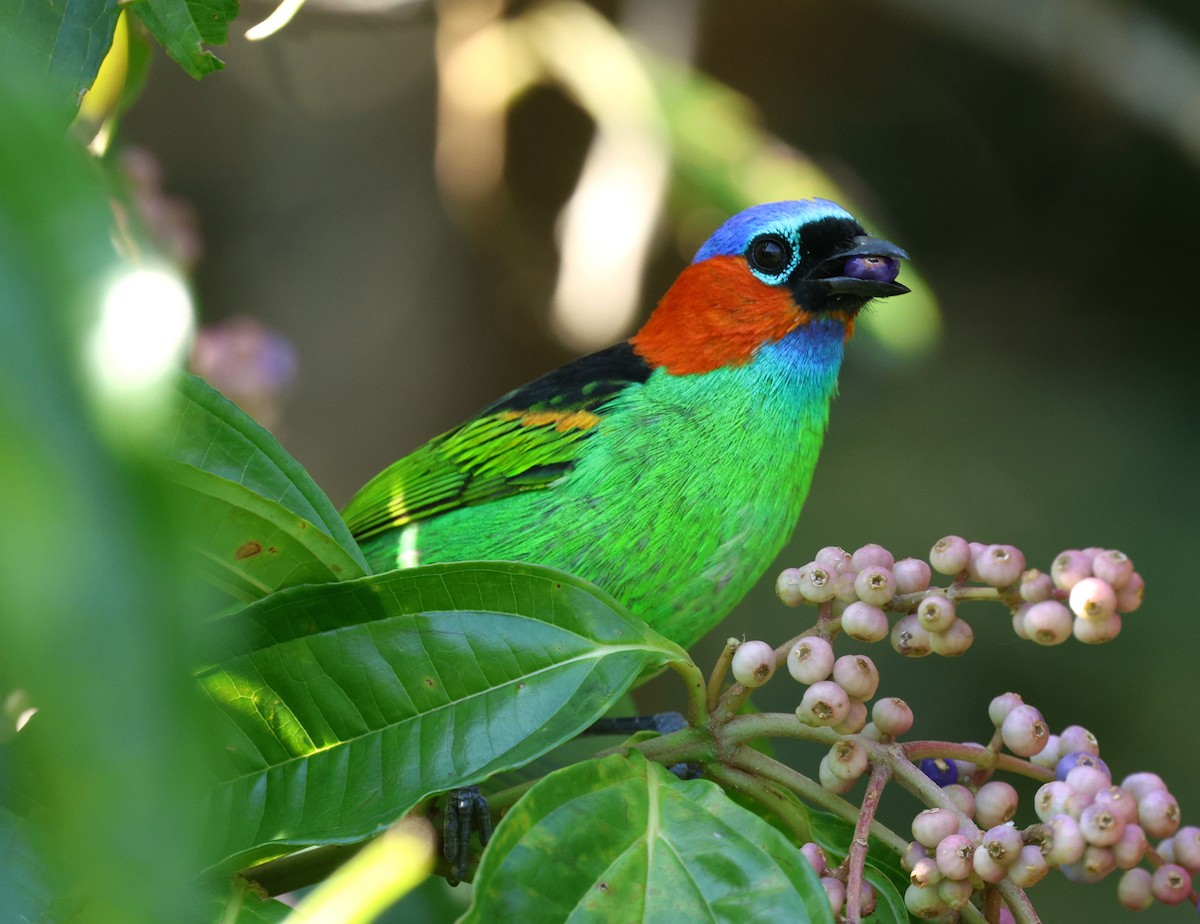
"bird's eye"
747,235,792,275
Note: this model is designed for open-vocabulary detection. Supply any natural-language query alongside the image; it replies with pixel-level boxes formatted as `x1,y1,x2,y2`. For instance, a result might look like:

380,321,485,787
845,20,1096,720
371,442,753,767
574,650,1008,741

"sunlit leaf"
202,563,688,870
130,0,240,79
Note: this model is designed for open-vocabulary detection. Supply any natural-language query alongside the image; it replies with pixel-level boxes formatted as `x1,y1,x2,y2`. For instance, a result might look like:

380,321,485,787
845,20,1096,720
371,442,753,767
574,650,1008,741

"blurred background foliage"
3,0,1200,920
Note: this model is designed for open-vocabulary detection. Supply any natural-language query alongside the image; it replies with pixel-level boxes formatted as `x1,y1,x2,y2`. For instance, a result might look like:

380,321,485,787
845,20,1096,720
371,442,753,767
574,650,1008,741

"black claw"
441,785,491,884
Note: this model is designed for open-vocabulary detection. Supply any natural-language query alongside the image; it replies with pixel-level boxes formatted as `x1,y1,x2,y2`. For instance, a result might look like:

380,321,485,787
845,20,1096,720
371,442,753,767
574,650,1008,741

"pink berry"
851,542,894,571
1001,704,1050,757
1018,569,1055,602
832,654,880,701
787,637,834,684
797,681,851,727
1022,600,1073,645
934,833,975,880
818,753,855,794
965,541,987,581
930,618,974,656
1031,734,1061,770
1092,785,1137,825
1072,612,1121,644
840,601,889,642
1035,781,1074,822
1121,772,1168,801
854,565,896,606
797,563,839,603
972,843,1008,883
1117,867,1154,910
815,545,852,572
730,640,776,687
937,877,974,910
832,570,859,602
775,567,806,606
827,738,869,782
1111,823,1148,869
801,841,827,875
1011,606,1031,640
1138,789,1181,838
1115,571,1145,613
821,875,846,913
1051,549,1093,590
916,594,955,633
1058,724,1099,757
975,544,1026,588
903,883,947,918
1069,577,1117,621
1042,814,1086,866
1172,825,1200,872
1079,803,1126,847
902,841,930,872
909,856,941,887
988,692,1025,728
981,824,1024,865
929,535,971,576
833,699,869,734
1092,549,1134,588
1006,844,1049,888
1065,764,1111,798
975,781,1019,828
890,614,932,658
1150,863,1193,905
893,557,932,593
872,697,914,737
943,784,976,819
912,807,960,848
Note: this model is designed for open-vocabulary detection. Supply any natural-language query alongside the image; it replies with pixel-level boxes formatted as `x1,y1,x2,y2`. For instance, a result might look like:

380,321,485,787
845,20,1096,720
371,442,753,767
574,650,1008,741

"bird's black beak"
802,235,911,300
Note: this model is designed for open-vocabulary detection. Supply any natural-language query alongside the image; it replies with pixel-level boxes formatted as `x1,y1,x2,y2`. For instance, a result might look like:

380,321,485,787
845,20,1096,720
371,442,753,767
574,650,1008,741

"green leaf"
129,0,240,79
0,806,60,924
164,458,366,602
461,751,834,923
168,372,369,573
0,48,216,924
201,563,688,869
211,882,293,924
0,0,121,116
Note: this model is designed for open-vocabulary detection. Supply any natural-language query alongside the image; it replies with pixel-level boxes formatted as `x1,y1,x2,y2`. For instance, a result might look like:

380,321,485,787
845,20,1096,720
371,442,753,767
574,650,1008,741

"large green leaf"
168,372,368,573
0,0,121,117
164,458,366,602
201,563,688,869
129,0,239,79
461,751,834,923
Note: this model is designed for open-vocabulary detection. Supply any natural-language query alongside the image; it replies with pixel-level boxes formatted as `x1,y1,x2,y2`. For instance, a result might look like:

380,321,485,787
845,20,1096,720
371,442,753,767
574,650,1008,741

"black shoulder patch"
484,341,653,415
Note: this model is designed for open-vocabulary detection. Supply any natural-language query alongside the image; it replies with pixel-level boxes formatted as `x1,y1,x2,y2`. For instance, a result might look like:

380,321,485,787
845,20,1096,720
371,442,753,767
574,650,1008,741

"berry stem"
668,657,709,727
844,760,891,923
902,740,1054,784
726,744,910,855
705,638,739,711
704,761,813,845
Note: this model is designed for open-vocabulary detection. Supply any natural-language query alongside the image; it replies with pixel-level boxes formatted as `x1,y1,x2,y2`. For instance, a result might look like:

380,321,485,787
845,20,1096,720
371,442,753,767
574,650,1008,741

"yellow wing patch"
497,409,602,432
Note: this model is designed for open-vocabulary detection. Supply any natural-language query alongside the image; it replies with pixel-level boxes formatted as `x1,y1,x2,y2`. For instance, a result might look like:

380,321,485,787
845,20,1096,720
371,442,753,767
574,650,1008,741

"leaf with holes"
201,562,688,870
461,751,834,923
129,0,240,79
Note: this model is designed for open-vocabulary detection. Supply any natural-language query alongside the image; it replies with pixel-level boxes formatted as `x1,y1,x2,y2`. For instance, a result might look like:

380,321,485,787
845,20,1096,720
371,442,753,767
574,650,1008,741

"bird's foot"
441,785,492,884
585,711,699,779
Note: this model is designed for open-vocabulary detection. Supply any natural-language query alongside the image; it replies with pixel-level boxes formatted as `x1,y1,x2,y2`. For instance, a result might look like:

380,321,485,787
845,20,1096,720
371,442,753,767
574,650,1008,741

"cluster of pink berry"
798,841,876,918
774,538,1144,654
899,692,1194,918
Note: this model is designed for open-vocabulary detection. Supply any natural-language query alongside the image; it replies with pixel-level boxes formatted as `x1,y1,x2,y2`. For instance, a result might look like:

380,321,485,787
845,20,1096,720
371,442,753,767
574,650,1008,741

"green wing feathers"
341,408,602,541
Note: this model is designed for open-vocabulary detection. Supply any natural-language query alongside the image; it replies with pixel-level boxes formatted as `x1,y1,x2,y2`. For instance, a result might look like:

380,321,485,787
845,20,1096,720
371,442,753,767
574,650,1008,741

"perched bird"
343,199,909,651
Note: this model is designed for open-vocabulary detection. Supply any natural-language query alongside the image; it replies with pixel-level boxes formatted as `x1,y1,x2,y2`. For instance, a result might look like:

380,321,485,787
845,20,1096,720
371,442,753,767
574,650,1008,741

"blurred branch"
878,0,1200,165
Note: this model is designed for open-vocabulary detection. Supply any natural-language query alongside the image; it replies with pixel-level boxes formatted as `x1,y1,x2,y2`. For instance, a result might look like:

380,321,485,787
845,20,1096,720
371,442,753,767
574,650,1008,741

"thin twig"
844,761,891,923
705,637,739,711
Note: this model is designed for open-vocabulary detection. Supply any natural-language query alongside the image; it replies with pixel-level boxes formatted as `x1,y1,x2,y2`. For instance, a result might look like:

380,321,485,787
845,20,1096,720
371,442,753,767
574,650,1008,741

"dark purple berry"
920,757,959,787
844,254,901,283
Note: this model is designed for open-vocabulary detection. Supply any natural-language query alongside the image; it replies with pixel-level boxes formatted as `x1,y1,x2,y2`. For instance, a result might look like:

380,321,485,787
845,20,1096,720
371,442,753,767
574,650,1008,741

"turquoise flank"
362,318,847,651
